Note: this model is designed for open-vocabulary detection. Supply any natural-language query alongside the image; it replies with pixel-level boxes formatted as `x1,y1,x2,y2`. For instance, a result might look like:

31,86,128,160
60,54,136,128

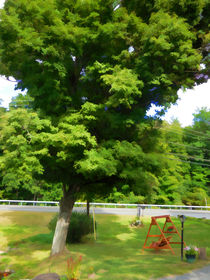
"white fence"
0,200,209,210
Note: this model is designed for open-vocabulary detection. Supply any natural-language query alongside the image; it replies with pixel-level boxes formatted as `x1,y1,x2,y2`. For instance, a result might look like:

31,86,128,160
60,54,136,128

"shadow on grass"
26,232,54,245
0,228,53,247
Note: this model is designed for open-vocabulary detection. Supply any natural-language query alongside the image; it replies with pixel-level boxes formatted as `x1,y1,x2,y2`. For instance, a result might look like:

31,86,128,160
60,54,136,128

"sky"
147,80,210,126
0,0,209,127
0,76,25,107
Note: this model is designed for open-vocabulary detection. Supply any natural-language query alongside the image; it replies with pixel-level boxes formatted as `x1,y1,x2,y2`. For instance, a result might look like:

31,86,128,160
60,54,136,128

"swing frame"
142,215,186,255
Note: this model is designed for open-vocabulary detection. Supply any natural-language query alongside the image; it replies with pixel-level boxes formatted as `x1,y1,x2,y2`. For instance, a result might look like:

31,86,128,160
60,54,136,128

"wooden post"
142,221,153,251
92,207,96,241
181,219,184,261
199,248,207,260
87,200,90,216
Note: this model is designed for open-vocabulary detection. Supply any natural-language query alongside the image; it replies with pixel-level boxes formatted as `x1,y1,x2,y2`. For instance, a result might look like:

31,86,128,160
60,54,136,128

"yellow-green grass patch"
0,212,209,279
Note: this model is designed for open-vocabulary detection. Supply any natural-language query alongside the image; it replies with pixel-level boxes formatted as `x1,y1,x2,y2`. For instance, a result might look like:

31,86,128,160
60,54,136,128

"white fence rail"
0,200,209,210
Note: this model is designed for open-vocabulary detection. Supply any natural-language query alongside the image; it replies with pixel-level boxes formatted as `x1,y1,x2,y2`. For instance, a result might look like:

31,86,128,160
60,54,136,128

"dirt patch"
0,214,12,226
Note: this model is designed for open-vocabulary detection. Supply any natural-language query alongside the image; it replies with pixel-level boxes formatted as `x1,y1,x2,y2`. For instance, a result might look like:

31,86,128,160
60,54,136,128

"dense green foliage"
100,109,210,206
1,0,208,114
0,0,208,198
0,106,209,205
182,109,210,205
0,0,209,252
48,211,94,243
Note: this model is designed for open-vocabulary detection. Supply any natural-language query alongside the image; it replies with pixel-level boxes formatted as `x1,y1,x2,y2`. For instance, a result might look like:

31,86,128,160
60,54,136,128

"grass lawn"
0,211,209,280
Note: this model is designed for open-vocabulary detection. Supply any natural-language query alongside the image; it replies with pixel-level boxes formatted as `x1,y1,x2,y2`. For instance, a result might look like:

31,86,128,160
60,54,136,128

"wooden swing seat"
149,236,172,249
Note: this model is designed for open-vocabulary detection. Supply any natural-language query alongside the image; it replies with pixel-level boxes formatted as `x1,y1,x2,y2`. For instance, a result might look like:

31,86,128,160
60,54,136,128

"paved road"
0,205,59,213
0,205,210,219
143,209,210,219
158,265,210,280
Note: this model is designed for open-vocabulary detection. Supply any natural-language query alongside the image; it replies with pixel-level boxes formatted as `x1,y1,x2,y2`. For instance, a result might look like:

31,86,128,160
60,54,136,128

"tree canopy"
0,0,209,255
0,0,208,115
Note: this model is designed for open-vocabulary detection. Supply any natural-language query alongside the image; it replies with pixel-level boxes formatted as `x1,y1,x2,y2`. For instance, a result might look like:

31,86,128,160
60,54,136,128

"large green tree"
0,0,209,255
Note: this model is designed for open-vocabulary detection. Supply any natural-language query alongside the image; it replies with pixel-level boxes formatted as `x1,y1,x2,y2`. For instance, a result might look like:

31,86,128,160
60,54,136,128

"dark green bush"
48,211,94,243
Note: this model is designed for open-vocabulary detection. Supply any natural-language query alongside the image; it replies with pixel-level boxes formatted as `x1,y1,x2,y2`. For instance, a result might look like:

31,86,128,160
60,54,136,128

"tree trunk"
87,199,90,216
51,194,75,256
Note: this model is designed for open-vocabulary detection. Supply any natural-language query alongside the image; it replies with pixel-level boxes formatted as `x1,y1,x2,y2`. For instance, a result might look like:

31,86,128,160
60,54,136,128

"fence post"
137,204,142,218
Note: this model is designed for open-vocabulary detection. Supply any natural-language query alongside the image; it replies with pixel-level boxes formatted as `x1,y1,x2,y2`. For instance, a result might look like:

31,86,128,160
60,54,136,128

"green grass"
0,211,209,280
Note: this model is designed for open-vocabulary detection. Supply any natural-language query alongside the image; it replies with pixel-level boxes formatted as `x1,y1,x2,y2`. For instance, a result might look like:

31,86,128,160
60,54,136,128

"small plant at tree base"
184,245,199,256
66,255,82,280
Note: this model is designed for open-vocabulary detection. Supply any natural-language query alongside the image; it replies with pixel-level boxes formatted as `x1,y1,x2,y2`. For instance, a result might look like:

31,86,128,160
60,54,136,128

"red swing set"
142,215,186,255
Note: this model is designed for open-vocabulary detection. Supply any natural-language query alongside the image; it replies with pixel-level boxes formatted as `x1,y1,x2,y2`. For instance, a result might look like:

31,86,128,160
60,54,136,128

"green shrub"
48,211,94,243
